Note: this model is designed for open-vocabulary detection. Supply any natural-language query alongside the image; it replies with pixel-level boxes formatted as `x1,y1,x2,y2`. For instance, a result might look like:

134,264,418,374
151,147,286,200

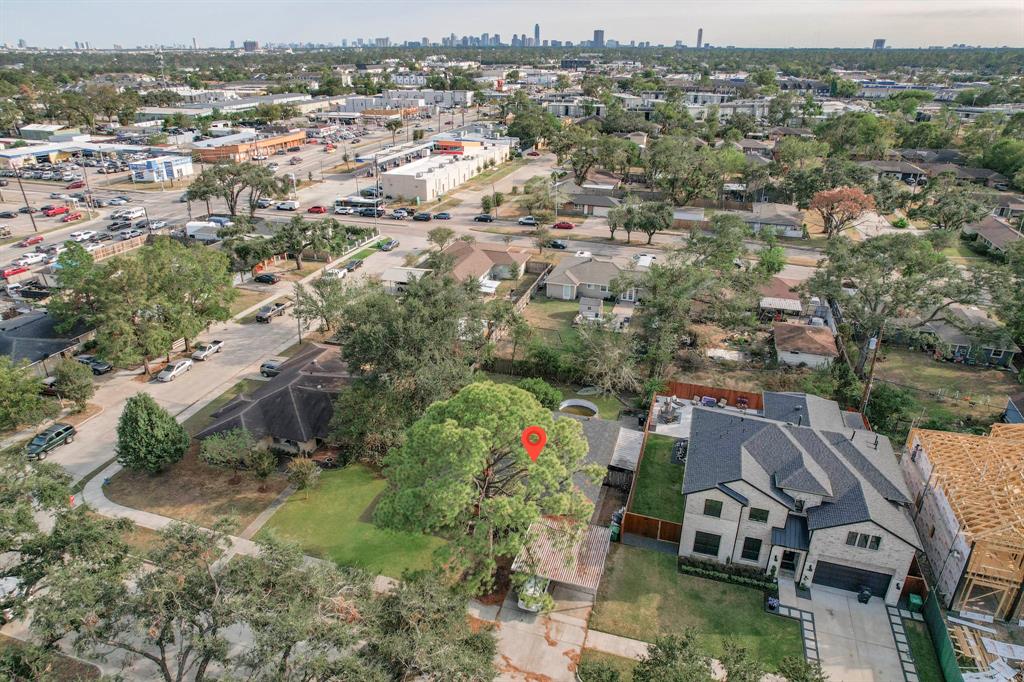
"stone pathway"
776,601,820,664
887,604,927,682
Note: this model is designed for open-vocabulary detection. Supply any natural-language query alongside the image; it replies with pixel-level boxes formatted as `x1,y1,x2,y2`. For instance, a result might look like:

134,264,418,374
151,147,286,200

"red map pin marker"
521,426,547,462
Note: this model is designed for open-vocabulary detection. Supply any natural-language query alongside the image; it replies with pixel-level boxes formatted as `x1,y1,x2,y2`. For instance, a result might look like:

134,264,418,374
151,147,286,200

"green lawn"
579,648,638,681
905,620,943,682
591,544,803,671
630,434,685,522
259,464,446,578
874,348,1018,421
522,296,581,346
181,378,264,436
941,242,986,261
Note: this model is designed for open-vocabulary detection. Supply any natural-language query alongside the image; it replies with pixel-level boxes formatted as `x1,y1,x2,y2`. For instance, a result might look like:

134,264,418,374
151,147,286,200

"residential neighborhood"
1,4,1024,682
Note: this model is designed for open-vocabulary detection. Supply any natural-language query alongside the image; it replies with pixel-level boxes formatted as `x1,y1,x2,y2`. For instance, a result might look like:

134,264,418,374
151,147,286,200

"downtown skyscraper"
534,23,540,47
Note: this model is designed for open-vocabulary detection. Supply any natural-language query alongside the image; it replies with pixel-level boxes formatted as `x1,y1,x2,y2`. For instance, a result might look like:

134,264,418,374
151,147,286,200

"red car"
62,212,84,223
527,151,540,157
44,206,70,217
16,235,44,248
66,180,86,189
2,265,29,280
307,206,327,214
552,221,576,230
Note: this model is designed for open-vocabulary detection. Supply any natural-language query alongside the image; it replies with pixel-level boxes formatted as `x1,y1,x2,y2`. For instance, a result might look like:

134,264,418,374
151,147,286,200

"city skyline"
1,0,1022,49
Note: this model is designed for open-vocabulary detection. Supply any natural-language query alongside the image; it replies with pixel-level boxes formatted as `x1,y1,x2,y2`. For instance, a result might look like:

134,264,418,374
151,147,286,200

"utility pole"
15,171,38,232
858,329,884,414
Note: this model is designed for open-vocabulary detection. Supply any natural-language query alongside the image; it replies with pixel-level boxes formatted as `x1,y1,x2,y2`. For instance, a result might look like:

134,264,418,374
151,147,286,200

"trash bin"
908,594,924,613
610,522,621,543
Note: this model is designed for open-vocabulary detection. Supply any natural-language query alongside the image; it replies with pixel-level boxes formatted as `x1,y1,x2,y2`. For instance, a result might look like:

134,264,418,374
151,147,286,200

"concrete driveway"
491,585,593,682
809,585,905,682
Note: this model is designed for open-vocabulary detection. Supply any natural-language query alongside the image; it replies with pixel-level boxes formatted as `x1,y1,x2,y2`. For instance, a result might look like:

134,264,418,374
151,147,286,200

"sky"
1,0,1022,50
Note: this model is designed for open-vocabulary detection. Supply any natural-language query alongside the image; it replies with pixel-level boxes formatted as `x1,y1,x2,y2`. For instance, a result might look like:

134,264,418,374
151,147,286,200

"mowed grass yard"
630,434,685,522
873,348,1019,420
259,464,445,579
521,295,580,346
905,620,943,682
579,649,638,680
591,544,803,671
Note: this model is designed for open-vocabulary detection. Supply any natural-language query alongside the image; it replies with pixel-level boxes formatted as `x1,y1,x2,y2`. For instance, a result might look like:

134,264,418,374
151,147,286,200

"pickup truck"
191,340,224,361
255,302,289,323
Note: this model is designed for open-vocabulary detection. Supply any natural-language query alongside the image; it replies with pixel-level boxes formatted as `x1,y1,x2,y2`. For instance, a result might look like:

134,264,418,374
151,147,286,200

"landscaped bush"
891,217,909,228
677,556,779,597
576,660,621,682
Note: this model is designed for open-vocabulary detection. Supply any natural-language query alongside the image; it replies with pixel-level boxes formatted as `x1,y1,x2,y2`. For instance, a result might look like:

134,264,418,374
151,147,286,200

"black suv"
26,423,76,460
343,259,364,272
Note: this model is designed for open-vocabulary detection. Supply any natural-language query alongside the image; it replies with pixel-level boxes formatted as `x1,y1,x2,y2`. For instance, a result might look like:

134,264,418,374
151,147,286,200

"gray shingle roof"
557,413,621,504
196,344,348,443
682,395,920,548
0,311,90,364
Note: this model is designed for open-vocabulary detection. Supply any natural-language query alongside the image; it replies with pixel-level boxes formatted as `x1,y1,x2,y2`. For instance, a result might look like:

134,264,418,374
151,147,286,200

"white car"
518,216,538,226
574,250,592,258
156,358,192,382
50,192,70,199
322,268,347,280
43,250,66,264
146,220,168,230
69,230,96,242
191,340,224,361
107,198,128,206
119,229,143,240
334,206,355,215
82,242,101,252
516,575,551,612
14,252,46,266
252,154,268,161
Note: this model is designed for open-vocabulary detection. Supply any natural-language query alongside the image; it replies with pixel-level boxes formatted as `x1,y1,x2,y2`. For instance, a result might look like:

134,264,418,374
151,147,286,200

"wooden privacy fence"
622,512,682,543
665,382,764,410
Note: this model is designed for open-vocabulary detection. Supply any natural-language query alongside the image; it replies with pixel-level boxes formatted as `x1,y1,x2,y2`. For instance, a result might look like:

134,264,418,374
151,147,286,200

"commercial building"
382,88,474,107
191,129,306,163
18,124,81,141
128,154,194,182
379,139,512,202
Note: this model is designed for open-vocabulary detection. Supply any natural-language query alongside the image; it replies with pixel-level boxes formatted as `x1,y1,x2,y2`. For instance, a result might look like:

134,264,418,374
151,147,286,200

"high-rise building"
534,23,540,47
697,28,703,48
243,40,258,52
593,29,605,47
17,38,26,48
229,40,235,49
192,36,198,49
872,38,886,49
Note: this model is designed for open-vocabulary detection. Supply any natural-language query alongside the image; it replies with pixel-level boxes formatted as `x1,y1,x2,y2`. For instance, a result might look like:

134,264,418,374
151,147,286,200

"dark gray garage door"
812,560,892,597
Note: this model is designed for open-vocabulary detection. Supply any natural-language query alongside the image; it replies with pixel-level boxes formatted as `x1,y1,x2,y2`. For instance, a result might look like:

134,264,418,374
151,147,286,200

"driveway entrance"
806,584,905,682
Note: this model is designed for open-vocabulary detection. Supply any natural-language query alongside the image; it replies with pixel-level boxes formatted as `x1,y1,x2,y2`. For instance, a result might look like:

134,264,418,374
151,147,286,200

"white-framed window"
989,348,1004,359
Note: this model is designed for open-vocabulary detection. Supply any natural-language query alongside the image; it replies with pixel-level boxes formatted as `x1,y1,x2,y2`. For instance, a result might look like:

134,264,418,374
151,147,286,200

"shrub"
516,377,563,410
577,660,621,682
116,393,190,474
891,217,909,228
53,358,96,411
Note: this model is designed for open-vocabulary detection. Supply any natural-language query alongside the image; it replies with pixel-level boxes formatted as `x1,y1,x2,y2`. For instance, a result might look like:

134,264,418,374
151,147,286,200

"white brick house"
677,392,921,605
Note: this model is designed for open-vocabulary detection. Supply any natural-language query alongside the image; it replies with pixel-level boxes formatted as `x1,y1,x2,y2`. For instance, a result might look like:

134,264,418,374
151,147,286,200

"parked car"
61,212,84,223
322,268,347,280
518,216,538,226
307,205,328,214
267,163,280,171
255,302,288,323
16,235,44,248
289,156,303,165
412,212,432,221
106,198,127,206
75,354,113,375
433,212,451,220
276,201,300,211
343,259,364,272
2,265,29,280
379,238,399,251
516,575,551,613
547,239,568,250
68,230,96,242
191,340,224,361
252,154,268,161
253,273,280,284
552,221,576,230
18,207,37,214
0,211,16,219
25,423,76,460
259,360,283,378
14,252,45,266
256,198,278,208
527,151,541,157
473,214,494,223
119,229,143,240
286,146,302,152
43,206,70,217
50,192,70,200
156,358,193,382
334,206,355,215
358,207,385,218
90,232,113,243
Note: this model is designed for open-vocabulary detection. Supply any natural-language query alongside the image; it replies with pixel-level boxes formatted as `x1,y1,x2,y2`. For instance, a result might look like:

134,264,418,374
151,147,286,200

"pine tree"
116,393,190,473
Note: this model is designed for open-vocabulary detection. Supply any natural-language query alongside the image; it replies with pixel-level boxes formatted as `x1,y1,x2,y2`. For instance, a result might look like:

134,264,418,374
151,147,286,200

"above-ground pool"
559,399,599,417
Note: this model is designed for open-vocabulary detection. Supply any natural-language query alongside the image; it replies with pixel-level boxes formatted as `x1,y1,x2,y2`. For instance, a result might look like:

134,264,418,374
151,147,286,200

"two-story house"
677,392,921,605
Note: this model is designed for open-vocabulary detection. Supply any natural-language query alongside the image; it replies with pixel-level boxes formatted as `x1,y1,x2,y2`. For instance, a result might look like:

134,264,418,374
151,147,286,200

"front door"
781,551,798,573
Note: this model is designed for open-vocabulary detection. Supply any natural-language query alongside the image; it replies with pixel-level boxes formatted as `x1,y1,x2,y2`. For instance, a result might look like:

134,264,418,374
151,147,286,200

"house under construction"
902,425,1024,666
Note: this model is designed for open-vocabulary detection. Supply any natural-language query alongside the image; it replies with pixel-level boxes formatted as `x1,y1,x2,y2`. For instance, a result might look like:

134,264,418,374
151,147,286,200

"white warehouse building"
380,142,512,202
128,155,194,183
